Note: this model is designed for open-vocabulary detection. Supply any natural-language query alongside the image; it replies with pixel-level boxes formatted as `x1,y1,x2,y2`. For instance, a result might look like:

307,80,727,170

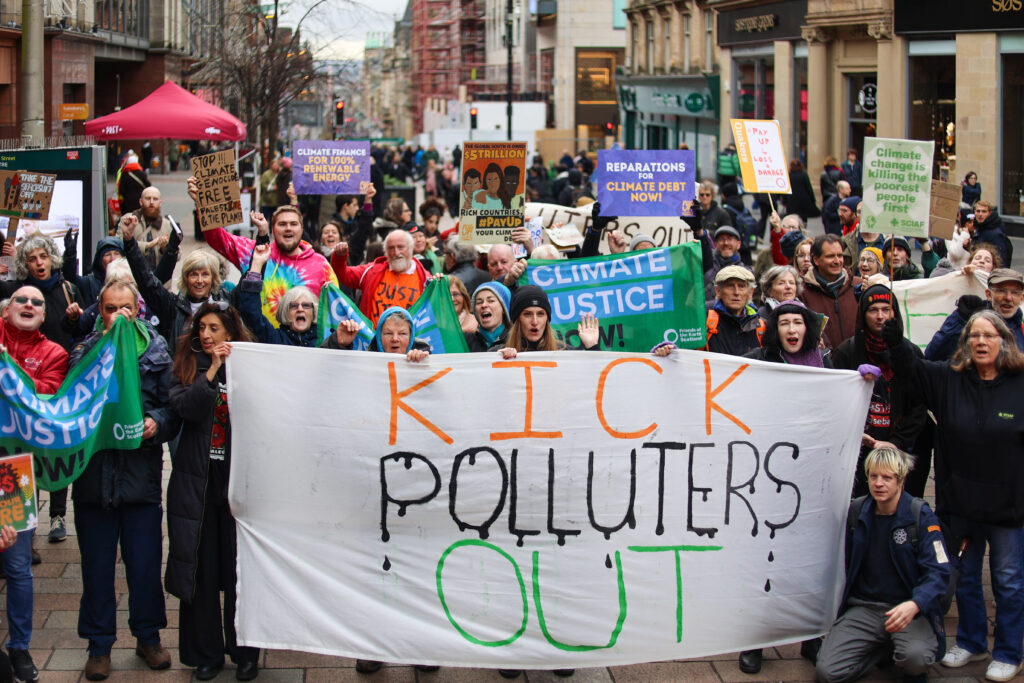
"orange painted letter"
490,360,563,440
703,359,750,436
596,357,662,439
388,362,454,445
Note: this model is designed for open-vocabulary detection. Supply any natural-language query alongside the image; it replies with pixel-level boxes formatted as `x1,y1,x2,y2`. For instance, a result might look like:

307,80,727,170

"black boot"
738,649,763,674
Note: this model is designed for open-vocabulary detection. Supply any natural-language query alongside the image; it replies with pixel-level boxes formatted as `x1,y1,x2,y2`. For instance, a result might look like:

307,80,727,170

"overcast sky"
280,0,408,60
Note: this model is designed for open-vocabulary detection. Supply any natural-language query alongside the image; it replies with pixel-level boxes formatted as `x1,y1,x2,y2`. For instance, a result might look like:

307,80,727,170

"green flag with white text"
0,316,144,491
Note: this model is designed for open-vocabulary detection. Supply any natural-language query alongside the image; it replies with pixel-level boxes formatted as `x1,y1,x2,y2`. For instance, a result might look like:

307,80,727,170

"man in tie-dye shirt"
188,176,337,325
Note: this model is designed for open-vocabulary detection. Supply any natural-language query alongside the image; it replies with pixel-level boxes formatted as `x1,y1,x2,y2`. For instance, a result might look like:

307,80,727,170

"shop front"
713,0,807,162
615,75,719,178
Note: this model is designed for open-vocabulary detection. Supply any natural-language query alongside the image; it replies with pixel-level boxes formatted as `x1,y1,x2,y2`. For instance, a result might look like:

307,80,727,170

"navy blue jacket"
843,492,950,658
237,274,319,347
925,302,1024,361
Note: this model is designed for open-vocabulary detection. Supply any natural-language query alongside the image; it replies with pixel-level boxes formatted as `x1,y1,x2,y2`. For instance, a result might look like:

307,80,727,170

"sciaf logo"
204,126,222,135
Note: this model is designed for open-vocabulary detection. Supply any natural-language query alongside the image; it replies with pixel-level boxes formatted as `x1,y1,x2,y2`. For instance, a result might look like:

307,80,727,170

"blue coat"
237,275,319,346
925,302,1024,361
843,492,950,658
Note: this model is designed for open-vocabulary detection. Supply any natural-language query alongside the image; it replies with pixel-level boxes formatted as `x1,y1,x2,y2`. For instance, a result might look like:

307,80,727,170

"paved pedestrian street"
12,461,1013,682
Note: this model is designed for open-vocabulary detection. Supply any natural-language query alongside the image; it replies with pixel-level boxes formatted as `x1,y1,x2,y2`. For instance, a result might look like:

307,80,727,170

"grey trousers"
815,600,937,683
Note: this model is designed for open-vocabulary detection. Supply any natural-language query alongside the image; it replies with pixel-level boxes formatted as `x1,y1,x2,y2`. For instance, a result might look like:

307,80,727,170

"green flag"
0,316,144,491
518,243,706,351
408,276,469,354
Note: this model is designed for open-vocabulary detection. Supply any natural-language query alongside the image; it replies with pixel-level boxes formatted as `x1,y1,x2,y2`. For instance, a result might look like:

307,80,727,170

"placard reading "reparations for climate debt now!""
596,150,696,217
292,141,371,195
192,149,242,231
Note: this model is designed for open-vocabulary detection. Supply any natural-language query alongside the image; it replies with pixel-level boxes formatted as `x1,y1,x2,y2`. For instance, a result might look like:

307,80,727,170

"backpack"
704,308,765,351
846,495,958,614
724,204,759,249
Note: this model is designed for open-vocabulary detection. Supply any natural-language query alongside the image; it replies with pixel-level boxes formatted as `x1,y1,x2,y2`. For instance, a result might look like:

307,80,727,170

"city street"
13,170,1018,682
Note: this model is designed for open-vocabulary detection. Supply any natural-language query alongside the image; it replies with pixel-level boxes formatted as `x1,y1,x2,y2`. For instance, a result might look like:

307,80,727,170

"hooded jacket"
0,318,68,393
832,284,927,451
331,252,428,323
69,318,176,508
321,305,430,353
203,227,338,324
63,236,125,305
973,211,1012,268
799,267,861,349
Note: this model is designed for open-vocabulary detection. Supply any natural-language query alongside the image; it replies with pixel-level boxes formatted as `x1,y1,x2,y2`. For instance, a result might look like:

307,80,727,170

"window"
683,15,691,73
704,10,713,69
647,20,654,72
631,22,638,69
664,16,672,71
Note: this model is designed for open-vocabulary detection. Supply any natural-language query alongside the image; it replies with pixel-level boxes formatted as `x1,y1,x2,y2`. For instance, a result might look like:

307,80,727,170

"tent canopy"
85,81,247,142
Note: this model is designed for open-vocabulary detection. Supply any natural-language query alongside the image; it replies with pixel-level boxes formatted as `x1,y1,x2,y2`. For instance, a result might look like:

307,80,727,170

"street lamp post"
505,0,512,141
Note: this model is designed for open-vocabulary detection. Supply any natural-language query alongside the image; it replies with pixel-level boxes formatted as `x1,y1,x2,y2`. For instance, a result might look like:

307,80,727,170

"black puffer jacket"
165,353,225,602
69,319,176,508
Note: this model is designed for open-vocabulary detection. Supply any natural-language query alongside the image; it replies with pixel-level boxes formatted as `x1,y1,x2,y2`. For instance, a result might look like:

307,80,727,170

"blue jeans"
75,502,166,656
3,529,33,650
955,521,1024,665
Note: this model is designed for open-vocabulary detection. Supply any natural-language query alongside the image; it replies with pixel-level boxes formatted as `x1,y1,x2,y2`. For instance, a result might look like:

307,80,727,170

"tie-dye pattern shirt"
204,228,338,326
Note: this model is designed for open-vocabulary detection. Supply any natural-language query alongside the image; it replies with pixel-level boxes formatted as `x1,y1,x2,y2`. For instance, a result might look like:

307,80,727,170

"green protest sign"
0,316,144,491
862,137,935,239
518,243,705,351
409,277,470,354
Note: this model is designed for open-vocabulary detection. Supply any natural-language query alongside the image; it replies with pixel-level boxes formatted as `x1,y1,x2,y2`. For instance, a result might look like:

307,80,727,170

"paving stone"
609,661,720,682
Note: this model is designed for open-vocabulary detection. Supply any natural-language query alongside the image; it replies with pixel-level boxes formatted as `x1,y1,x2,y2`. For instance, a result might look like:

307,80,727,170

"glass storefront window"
909,55,955,180
1002,53,1024,216
847,73,877,157
795,55,807,165
733,57,774,119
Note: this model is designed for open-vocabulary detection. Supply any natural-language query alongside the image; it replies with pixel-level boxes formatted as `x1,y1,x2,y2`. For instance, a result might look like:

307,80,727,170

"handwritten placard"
15,172,56,220
861,137,934,239
191,149,242,231
293,141,371,195
0,453,37,532
730,119,792,194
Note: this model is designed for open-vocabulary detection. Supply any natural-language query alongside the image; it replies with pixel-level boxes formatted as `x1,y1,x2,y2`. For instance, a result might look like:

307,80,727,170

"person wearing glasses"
0,285,69,683
239,243,321,347
165,302,259,681
882,310,1024,682
925,268,1024,362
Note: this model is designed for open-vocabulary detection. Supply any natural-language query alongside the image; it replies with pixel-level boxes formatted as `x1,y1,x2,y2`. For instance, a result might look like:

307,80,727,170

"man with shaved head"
116,185,172,270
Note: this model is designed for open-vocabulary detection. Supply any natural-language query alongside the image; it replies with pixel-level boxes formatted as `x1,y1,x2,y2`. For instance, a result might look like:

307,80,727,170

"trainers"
135,642,171,670
48,515,67,542
986,660,1024,682
84,654,111,681
8,648,38,682
942,645,989,668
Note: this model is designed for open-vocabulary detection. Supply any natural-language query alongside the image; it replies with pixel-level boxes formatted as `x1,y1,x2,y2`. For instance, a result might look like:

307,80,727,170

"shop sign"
895,0,1024,33
717,0,806,46
858,84,877,115
617,82,715,119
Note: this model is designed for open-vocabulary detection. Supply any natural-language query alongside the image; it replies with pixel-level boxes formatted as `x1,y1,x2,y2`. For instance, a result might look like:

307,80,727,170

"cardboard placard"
458,142,527,245
191,149,242,231
596,149,697,217
730,119,792,194
15,172,56,221
0,453,37,532
929,180,961,241
292,141,371,195
0,171,20,218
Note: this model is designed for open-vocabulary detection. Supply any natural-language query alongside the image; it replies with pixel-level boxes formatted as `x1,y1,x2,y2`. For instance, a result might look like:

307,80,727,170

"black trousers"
178,495,259,668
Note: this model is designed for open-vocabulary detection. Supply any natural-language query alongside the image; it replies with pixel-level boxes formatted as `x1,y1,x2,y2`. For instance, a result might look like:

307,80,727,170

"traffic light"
334,99,345,127
604,121,615,134
470,107,478,130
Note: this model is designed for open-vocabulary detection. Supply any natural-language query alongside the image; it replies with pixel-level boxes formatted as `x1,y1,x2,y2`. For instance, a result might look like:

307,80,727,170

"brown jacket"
799,268,861,349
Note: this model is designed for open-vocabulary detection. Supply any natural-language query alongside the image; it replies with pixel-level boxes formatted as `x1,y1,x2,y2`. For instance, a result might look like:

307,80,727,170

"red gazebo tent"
85,81,247,141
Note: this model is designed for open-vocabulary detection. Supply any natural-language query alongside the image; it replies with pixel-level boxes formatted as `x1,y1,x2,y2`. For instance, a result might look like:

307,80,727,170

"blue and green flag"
517,243,706,351
0,316,144,491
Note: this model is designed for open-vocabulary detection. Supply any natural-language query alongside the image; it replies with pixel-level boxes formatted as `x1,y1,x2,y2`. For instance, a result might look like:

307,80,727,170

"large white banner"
889,270,989,349
525,202,695,251
227,346,871,668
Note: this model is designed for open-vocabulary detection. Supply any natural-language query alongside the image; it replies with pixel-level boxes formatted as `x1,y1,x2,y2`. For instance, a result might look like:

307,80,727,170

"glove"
955,294,986,320
63,227,78,254
590,201,616,233
857,364,882,380
880,318,903,349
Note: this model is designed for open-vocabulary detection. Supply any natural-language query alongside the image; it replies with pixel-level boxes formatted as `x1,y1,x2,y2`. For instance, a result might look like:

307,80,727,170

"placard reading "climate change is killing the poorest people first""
596,150,697,217
459,141,527,245
861,137,935,239
292,140,371,195
228,344,872,667
730,119,792,195
191,149,243,231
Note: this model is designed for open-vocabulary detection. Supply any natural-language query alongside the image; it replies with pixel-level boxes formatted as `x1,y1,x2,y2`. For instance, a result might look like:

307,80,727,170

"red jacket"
0,320,68,394
331,252,428,321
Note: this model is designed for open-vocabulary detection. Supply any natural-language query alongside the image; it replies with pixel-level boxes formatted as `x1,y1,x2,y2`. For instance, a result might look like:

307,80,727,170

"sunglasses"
288,302,315,311
12,296,44,307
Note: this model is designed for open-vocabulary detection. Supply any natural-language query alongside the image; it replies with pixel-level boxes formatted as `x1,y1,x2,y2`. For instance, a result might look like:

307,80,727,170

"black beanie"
509,284,551,322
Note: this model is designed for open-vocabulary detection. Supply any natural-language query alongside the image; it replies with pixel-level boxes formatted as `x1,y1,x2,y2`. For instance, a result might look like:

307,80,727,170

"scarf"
863,331,894,380
781,348,824,368
813,268,847,298
478,323,505,348
764,296,781,311
26,272,61,292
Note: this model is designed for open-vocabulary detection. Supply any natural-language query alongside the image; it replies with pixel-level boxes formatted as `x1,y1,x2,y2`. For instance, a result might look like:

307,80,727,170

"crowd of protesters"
0,147,1018,683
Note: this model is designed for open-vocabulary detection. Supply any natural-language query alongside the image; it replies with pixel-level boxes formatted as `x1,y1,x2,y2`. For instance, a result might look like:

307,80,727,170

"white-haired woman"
118,213,230,352
239,244,320,346
883,310,1024,681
